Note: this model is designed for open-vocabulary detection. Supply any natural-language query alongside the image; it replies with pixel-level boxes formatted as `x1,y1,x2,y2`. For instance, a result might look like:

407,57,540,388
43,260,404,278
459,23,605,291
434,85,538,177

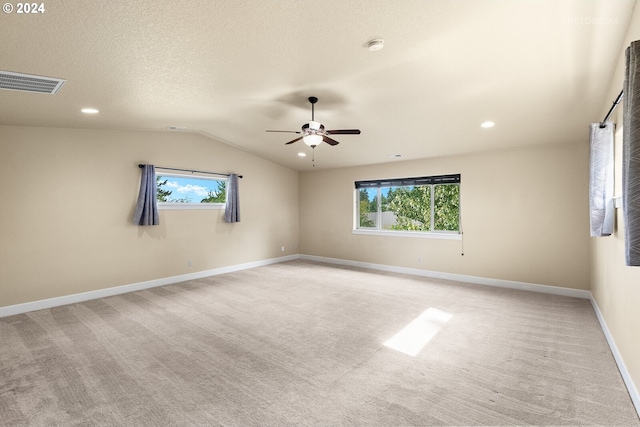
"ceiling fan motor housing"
302,121,324,135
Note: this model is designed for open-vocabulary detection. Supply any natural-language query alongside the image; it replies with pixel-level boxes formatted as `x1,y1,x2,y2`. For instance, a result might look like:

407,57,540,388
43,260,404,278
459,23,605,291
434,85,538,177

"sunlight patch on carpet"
384,308,452,356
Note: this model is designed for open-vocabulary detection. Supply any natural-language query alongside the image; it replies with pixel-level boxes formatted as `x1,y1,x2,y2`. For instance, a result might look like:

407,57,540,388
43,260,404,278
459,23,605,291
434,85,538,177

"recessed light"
388,154,402,158
298,152,306,157
481,121,495,128
81,108,99,114
366,39,384,51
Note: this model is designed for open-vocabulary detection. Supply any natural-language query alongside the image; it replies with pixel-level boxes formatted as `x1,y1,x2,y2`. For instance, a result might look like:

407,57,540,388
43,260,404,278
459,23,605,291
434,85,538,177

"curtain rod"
600,89,624,128
138,164,242,179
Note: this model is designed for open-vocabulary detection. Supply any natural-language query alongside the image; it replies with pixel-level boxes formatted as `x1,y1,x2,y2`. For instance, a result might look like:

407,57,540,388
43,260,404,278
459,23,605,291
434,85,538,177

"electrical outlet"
417,257,423,263
281,246,285,252
188,259,194,267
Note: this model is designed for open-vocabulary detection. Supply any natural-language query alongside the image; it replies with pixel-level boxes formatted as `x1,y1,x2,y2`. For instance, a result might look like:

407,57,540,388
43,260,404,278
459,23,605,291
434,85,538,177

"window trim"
354,174,461,238
355,174,460,188
158,202,225,211
352,228,462,240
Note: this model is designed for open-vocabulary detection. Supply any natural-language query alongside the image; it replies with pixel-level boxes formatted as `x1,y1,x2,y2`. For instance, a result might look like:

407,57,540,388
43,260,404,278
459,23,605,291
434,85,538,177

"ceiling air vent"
0,70,66,94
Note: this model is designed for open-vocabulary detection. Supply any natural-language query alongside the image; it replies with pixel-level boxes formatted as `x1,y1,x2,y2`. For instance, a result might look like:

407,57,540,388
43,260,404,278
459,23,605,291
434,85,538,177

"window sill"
158,203,225,210
352,229,462,240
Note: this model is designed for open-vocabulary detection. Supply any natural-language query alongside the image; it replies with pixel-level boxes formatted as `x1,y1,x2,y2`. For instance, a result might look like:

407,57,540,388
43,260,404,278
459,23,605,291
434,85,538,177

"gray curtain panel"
133,164,160,226
589,122,615,237
224,173,240,223
623,40,640,265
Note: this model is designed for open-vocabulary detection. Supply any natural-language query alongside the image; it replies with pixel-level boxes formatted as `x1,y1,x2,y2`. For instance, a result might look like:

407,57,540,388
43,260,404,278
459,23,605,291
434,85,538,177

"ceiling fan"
266,96,361,148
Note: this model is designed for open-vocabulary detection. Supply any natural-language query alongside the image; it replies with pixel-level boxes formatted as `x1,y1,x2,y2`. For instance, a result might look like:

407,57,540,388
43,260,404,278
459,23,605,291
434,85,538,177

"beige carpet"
1,260,638,426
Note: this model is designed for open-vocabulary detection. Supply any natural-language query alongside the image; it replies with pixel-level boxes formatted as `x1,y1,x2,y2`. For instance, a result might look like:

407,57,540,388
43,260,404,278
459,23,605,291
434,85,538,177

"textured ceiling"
0,0,636,170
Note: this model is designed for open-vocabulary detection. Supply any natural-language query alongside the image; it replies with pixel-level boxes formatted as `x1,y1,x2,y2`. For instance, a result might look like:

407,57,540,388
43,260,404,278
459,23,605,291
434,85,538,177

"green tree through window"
359,189,376,228
156,176,173,202
434,184,460,231
200,180,226,203
386,186,431,231
356,175,460,233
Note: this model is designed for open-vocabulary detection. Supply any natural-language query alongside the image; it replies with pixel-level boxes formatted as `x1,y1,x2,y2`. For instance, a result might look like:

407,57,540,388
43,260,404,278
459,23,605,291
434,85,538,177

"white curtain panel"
589,122,615,237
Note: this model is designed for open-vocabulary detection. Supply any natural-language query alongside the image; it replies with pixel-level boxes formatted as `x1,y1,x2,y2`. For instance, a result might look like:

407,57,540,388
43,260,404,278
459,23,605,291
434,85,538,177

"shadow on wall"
136,221,167,240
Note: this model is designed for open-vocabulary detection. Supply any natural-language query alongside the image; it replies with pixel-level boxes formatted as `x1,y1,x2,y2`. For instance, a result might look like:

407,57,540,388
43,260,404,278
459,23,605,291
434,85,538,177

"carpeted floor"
1,260,638,426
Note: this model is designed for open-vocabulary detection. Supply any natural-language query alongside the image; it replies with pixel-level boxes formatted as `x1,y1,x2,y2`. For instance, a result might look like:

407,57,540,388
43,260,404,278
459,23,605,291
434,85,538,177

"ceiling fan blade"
266,130,300,134
285,136,304,145
326,129,361,135
322,135,340,146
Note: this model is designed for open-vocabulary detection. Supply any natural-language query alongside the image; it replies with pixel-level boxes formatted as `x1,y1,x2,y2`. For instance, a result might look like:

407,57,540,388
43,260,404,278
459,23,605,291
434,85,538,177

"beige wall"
0,126,299,307
591,2,640,403
300,141,590,290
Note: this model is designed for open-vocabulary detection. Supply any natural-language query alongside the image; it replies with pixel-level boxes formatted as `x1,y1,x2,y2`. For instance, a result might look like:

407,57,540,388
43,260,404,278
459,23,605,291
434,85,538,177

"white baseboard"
590,296,640,418
0,254,298,318
300,254,591,299
0,253,589,318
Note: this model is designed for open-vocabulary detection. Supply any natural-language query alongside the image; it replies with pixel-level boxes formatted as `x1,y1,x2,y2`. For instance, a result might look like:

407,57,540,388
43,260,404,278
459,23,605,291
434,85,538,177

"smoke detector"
366,39,384,51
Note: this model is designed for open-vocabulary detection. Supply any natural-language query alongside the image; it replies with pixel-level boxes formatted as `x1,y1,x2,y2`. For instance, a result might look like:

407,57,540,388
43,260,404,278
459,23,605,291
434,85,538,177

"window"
156,173,227,210
355,174,460,238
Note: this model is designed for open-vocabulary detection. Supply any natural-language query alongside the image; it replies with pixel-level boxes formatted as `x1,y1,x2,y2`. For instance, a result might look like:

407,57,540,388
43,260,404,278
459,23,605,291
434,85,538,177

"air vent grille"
0,70,66,94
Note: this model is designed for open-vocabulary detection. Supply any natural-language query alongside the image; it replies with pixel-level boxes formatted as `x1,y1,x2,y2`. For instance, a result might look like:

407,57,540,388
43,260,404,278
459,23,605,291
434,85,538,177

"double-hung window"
355,174,461,238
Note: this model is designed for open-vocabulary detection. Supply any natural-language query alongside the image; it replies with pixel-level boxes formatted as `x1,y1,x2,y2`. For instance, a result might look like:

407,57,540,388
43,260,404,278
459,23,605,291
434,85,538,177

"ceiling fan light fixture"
303,134,323,147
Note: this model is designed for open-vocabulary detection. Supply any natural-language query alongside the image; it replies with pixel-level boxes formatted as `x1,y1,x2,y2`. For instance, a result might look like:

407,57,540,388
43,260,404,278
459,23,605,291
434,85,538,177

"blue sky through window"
363,187,406,200
157,174,225,203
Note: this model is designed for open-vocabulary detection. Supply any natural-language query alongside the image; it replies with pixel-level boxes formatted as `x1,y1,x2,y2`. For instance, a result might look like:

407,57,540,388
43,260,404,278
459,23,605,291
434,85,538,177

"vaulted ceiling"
1,0,636,170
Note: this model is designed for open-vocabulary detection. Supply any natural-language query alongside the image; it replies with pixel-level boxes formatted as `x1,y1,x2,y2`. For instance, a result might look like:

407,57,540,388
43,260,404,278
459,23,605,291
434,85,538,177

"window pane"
434,184,460,231
385,186,431,231
156,175,226,203
380,187,397,230
358,188,378,228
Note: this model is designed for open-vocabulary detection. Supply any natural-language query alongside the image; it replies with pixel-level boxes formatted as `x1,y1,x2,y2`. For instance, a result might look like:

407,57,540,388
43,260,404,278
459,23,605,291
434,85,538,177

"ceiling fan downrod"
308,96,318,121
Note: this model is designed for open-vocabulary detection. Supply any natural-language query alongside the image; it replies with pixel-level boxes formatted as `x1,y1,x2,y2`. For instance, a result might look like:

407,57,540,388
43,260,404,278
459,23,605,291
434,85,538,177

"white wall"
0,126,299,307
299,141,590,290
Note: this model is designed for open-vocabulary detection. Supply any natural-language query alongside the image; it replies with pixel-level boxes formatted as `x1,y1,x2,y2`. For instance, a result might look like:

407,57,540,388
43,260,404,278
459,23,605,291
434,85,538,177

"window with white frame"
355,174,461,235
156,173,227,210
